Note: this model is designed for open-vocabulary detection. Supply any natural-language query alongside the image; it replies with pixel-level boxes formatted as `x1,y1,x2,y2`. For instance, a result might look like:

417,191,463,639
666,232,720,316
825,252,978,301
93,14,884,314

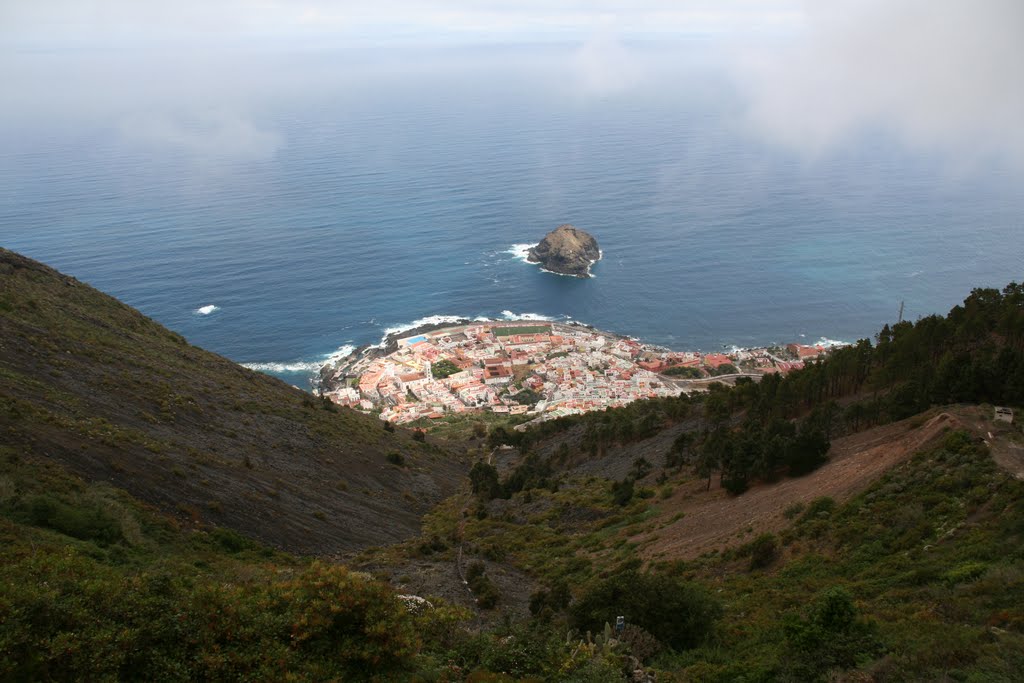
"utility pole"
897,300,904,324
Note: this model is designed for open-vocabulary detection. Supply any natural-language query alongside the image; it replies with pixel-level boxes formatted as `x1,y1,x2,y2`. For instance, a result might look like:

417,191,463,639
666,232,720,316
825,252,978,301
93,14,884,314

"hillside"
637,409,968,562
0,248,466,555
3,250,1023,681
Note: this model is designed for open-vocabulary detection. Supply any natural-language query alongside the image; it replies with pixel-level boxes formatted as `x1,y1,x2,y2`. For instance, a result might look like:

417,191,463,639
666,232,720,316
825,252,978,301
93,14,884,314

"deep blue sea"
2,45,1022,387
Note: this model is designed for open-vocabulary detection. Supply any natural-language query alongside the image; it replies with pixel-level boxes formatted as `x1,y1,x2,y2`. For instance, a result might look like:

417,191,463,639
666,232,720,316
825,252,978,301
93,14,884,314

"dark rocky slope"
0,248,467,555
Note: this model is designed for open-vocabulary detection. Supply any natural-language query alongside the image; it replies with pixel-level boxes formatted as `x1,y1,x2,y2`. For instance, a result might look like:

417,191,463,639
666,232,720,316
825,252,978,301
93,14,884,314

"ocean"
2,44,1022,388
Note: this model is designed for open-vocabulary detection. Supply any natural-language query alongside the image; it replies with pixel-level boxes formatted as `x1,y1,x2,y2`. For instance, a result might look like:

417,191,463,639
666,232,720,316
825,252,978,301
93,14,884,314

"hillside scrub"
0,248,466,554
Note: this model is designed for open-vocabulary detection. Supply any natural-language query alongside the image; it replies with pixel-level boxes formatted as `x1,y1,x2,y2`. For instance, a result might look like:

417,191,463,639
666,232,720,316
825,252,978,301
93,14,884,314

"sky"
0,2,805,46
1,1,1023,169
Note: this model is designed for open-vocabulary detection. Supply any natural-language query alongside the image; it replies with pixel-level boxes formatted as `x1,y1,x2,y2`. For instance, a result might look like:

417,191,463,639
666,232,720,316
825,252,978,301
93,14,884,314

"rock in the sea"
527,224,601,277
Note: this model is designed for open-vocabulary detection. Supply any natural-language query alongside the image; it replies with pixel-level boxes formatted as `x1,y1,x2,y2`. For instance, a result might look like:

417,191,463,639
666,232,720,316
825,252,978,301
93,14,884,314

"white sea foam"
506,243,536,262
379,315,467,345
816,337,851,348
538,252,601,278
242,360,322,373
500,310,554,322
195,304,219,315
242,344,356,375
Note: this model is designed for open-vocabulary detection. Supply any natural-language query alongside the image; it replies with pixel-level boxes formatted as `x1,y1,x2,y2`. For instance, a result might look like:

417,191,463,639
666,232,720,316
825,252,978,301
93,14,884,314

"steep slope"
635,409,965,561
0,248,466,555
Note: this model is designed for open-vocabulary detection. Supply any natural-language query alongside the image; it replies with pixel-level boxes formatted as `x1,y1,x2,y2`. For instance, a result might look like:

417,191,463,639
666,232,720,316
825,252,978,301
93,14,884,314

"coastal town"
318,321,841,426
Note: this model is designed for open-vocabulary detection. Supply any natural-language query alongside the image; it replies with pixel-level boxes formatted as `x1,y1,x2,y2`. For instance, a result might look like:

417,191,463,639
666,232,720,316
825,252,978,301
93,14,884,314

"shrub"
465,562,500,609
570,570,721,650
721,471,749,495
943,561,988,585
210,526,255,553
781,586,881,681
743,533,778,570
417,534,448,557
26,495,123,546
611,478,634,506
783,502,805,520
618,623,662,663
469,461,502,501
386,451,405,466
528,580,571,620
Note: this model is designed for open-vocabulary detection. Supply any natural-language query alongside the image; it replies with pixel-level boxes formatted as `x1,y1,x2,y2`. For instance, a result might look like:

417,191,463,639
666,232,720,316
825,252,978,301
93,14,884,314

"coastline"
316,317,847,425
316,317,603,390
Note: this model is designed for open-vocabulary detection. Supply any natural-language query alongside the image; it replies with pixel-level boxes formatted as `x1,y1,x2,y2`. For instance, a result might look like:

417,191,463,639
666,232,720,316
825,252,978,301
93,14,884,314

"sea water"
2,44,1021,387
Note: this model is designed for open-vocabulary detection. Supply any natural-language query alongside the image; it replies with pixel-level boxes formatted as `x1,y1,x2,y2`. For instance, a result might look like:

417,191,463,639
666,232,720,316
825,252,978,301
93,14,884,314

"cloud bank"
120,111,282,164
733,0,1024,166
0,1,803,47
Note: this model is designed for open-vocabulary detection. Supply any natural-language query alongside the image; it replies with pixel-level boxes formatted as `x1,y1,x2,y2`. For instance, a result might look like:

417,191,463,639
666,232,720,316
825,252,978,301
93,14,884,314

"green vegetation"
0,248,465,555
492,325,552,337
465,561,501,609
570,571,721,651
3,250,1024,680
664,431,1024,681
510,388,544,405
662,365,702,378
470,453,556,503
430,358,461,379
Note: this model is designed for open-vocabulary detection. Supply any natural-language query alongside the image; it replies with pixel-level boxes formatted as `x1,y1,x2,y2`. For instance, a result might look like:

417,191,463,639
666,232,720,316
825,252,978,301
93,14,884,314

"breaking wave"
506,243,535,262
500,310,554,321
195,304,219,315
379,315,468,345
815,337,850,348
242,344,356,375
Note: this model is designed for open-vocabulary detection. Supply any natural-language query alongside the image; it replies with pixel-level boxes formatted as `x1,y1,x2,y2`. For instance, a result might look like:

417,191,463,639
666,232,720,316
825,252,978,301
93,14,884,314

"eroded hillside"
0,249,467,554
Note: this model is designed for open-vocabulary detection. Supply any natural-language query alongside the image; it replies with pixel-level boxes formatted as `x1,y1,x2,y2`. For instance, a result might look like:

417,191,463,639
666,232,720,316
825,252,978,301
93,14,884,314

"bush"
721,471,749,496
742,533,778,570
469,461,502,501
781,586,881,681
26,495,123,546
386,451,405,466
618,623,662,663
210,527,255,553
783,502,805,520
465,562,500,609
570,570,721,650
799,497,836,524
528,580,571,620
611,478,634,506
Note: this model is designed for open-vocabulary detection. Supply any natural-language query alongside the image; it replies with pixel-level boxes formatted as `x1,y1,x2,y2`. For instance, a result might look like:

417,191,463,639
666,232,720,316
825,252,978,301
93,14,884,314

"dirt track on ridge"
636,410,968,562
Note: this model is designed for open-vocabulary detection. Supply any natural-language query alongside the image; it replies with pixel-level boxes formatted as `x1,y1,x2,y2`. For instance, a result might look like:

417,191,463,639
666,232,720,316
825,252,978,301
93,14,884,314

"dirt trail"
956,408,1024,480
637,411,967,562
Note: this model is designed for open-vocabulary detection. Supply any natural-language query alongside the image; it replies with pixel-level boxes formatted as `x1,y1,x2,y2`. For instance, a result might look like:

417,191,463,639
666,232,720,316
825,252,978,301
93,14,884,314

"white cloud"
570,17,644,97
0,2,804,47
732,0,1024,166
119,111,282,164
